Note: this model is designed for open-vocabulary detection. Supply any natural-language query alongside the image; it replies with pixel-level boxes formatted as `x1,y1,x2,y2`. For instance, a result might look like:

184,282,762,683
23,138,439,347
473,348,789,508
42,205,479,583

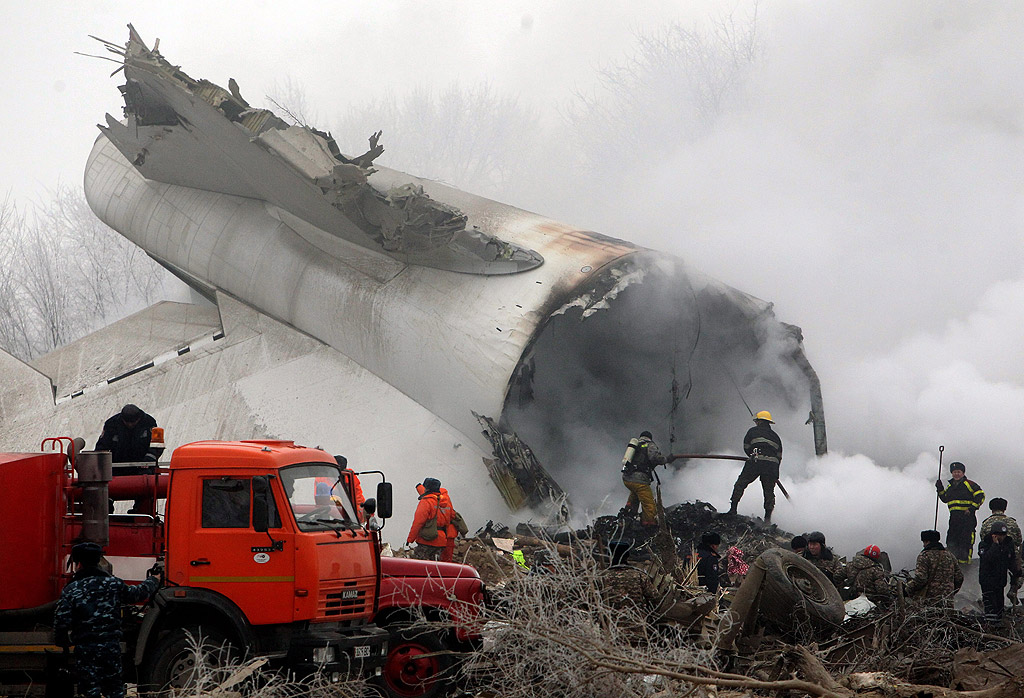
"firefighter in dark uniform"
95,404,160,471
936,461,985,564
54,542,162,698
727,410,783,523
620,431,676,529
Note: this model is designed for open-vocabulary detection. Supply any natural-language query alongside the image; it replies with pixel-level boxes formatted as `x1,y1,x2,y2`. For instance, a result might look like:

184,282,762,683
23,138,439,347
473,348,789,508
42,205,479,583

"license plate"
354,645,370,658
342,590,359,599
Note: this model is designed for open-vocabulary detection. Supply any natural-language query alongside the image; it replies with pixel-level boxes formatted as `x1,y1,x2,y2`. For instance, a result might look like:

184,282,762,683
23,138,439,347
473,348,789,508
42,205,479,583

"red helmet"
863,545,881,560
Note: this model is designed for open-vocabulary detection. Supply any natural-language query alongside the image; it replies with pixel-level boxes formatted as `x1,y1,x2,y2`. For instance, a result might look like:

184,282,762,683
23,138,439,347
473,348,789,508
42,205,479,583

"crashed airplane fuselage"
80,26,825,514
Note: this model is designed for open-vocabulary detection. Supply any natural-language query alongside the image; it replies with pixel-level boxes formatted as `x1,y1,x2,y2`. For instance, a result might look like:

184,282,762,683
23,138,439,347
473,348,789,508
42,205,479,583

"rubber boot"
727,502,738,516
763,509,772,524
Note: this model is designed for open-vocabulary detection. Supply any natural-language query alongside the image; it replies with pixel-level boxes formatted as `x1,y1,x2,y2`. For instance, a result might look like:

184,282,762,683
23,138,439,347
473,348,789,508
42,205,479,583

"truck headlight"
312,646,336,664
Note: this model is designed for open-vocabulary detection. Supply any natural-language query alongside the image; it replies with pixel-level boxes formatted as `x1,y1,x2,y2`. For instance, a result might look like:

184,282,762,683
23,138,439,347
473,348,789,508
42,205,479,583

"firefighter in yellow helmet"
727,411,782,523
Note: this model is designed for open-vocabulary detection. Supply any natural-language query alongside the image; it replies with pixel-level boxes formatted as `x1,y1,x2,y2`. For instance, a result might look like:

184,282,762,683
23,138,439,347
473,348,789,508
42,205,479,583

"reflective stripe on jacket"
743,424,782,464
939,478,985,513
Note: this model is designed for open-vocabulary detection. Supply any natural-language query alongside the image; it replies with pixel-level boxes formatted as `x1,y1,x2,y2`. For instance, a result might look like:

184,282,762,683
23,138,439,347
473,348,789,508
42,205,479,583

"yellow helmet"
754,410,774,423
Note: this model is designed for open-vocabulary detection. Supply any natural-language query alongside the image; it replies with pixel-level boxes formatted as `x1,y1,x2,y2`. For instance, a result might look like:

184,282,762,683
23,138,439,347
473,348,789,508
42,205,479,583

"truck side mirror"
252,476,271,532
376,482,393,519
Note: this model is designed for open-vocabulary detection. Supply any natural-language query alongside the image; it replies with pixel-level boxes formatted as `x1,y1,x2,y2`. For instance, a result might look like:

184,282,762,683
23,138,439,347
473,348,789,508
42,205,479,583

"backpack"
451,510,469,536
418,494,441,541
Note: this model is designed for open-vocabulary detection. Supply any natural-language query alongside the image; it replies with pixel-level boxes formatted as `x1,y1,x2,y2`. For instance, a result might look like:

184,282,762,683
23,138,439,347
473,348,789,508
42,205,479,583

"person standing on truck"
727,410,782,523
407,478,450,561
54,542,162,698
620,431,675,529
95,404,160,469
978,521,1020,624
905,530,963,606
978,497,1023,604
936,461,985,564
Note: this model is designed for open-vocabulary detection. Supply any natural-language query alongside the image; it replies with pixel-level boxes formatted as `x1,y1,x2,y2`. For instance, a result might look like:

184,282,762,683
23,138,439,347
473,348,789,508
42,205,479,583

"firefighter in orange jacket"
407,478,449,561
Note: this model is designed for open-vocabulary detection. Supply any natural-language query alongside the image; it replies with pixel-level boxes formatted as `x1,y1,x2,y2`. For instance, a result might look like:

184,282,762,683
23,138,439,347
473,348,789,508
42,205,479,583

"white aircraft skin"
0,29,823,542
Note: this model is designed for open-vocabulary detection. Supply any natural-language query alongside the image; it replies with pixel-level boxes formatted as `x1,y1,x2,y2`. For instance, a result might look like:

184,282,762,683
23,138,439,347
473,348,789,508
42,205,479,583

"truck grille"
317,579,372,621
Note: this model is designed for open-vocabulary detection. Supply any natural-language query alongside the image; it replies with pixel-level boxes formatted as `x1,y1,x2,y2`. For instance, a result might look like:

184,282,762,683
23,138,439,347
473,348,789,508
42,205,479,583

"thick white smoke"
564,3,1024,571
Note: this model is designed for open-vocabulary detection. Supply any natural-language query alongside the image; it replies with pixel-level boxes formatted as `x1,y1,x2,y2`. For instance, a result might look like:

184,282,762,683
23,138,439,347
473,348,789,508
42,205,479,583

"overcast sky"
3,2,1023,566
0,1,710,201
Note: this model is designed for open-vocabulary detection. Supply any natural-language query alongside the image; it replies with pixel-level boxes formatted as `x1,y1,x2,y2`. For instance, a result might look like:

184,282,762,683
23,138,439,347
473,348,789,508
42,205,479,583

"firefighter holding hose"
620,430,677,530
727,410,783,523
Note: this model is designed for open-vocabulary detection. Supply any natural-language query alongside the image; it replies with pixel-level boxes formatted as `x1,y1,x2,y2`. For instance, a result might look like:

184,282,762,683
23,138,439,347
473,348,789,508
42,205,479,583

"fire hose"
669,453,792,501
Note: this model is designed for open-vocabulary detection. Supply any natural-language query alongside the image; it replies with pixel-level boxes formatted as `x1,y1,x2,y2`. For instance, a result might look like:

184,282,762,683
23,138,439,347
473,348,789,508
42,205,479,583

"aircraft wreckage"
0,26,826,535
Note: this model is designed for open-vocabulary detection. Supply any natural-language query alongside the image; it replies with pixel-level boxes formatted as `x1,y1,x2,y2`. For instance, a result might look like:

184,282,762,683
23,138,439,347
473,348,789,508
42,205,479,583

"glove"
146,561,165,581
935,480,943,493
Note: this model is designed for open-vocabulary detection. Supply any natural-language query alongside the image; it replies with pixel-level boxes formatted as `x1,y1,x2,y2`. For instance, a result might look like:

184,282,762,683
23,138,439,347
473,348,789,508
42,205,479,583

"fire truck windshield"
279,463,360,530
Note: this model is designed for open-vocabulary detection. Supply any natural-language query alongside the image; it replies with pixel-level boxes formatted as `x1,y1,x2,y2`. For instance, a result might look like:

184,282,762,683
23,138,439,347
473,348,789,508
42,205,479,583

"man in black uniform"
96,404,160,471
685,531,722,593
54,542,161,698
936,461,985,564
978,521,1020,624
727,410,783,523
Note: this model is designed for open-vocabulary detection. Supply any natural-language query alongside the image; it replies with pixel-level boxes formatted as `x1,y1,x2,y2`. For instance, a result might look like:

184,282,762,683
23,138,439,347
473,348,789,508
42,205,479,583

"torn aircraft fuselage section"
493,253,827,513
97,25,542,275
85,27,826,517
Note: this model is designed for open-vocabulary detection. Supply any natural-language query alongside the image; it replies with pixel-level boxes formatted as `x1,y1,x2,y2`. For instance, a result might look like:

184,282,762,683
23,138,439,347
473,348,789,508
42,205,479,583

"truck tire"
756,548,844,634
372,627,452,698
139,625,237,694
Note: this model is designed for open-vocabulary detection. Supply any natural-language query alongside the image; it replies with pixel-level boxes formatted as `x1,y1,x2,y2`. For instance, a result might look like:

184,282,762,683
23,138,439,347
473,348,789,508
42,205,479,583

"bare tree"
564,4,762,174
266,75,320,128
330,82,541,201
0,185,174,361
0,195,38,359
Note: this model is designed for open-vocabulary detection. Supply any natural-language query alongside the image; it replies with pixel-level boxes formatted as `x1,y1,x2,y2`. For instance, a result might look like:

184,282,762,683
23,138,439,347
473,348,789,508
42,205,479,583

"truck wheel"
757,549,844,633
140,626,236,694
373,627,452,698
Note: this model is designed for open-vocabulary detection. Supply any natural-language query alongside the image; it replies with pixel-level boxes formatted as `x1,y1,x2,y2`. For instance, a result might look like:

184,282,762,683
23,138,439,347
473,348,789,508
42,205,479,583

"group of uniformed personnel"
621,411,1024,622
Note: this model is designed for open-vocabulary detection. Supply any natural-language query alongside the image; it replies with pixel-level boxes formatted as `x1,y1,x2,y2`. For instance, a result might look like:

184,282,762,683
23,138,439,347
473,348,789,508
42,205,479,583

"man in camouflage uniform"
845,545,891,603
979,497,1023,604
802,531,843,587
54,542,161,698
936,461,985,564
905,530,963,605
